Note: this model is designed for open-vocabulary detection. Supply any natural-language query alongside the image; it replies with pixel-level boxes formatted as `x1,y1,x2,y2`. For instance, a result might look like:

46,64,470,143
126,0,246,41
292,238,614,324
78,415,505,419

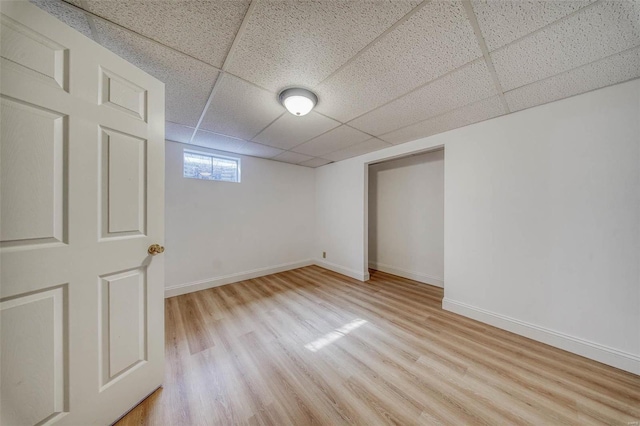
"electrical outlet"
322,251,326,258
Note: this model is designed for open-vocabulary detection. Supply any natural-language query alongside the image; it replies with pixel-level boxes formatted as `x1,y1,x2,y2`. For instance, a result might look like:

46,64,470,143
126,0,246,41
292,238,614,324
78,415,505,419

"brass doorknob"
148,244,165,255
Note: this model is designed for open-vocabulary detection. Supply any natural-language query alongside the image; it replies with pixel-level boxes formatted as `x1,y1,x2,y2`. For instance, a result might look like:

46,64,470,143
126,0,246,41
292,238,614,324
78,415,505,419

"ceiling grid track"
243,0,435,162
276,121,374,158
314,0,432,89
79,0,101,44
341,57,484,129
248,112,285,143
178,23,639,166
377,92,502,141
461,0,509,113
313,112,379,142
186,73,223,144
188,0,259,144
62,0,289,101
489,0,603,56
244,1,440,162
250,110,385,161
60,0,226,73
63,0,299,160
504,43,640,94
373,43,640,144
50,0,637,166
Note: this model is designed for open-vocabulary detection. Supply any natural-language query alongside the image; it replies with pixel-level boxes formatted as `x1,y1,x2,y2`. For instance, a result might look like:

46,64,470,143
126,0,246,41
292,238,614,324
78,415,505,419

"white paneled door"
0,2,165,425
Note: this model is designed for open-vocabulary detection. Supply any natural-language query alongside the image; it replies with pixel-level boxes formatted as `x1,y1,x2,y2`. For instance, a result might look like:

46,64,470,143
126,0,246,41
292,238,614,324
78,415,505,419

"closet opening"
366,147,445,289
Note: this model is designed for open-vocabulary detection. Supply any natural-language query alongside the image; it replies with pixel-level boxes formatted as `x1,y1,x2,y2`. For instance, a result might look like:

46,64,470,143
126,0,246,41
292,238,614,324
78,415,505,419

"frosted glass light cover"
278,88,318,117
283,95,314,116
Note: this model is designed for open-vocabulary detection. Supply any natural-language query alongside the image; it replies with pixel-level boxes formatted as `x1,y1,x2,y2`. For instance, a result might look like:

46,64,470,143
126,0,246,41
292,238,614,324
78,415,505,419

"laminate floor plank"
292,270,640,415
117,266,640,426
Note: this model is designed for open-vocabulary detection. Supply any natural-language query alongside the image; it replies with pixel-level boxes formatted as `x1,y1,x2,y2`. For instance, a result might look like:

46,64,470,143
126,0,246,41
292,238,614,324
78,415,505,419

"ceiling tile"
492,1,640,91
505,47,640,112
292,125,371,157
69,0,249,67
315,0,482,122
253,112,340,150
472,0,595,51
30,0,94,39
322,138,392,162
273,151,314,165
94,20,220,127
166,122,195,143
234,141,283,159
225,0,421,92
192,130,246,154
199,74,284,140
349,59,496,136
381,96,506,145
300,157,333,168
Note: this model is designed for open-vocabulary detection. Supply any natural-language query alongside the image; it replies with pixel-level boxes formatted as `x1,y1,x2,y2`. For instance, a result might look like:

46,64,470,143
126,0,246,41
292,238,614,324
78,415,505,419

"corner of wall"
313,258,369,282
368,261,444,288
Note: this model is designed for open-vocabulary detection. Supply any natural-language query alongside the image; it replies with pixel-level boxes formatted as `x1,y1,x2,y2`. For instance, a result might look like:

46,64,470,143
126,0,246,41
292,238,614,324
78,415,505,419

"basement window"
183,149,241,183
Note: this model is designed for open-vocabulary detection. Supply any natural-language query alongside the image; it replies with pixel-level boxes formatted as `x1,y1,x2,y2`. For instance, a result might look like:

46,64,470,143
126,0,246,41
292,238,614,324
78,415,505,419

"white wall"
314,79,640,374
368,150,444,286
315,159,369,280
165,140,315,296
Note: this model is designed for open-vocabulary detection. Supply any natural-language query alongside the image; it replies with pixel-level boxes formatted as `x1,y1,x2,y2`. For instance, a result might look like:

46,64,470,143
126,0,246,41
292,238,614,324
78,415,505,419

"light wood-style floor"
118,266,640,425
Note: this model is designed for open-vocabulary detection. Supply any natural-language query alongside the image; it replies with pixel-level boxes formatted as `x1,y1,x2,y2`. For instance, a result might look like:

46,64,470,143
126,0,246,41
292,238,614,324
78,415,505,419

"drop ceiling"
32,0,640,167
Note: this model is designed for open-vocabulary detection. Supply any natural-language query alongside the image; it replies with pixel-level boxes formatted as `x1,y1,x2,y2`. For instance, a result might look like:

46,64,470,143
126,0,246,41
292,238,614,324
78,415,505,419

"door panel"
100,127,147,237
99,68,147,122
0,286,67,426
99,267,147,389
0,96,67,246
0,14,68,91
0,2,165,424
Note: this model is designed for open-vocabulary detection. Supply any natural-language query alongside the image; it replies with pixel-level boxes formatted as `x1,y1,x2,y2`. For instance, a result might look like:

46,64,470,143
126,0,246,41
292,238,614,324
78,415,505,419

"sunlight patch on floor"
304,318,367,352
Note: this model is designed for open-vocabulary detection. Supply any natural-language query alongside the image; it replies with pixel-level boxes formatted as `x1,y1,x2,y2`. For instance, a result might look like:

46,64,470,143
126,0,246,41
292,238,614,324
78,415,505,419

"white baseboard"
369,261,444,287
313,259,369,281
443,297,640,375
164,259,313,298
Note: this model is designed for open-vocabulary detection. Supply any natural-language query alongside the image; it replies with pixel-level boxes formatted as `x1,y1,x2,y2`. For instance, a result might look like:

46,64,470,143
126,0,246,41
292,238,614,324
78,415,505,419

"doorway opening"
366,148,445,288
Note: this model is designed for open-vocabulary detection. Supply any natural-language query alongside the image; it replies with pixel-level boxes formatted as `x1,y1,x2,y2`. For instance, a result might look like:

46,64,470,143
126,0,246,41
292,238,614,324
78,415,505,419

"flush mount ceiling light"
278,87,318,117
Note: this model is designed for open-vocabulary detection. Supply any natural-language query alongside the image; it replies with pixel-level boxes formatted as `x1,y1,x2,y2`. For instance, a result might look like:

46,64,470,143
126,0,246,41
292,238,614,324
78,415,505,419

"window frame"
182,148,241,183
